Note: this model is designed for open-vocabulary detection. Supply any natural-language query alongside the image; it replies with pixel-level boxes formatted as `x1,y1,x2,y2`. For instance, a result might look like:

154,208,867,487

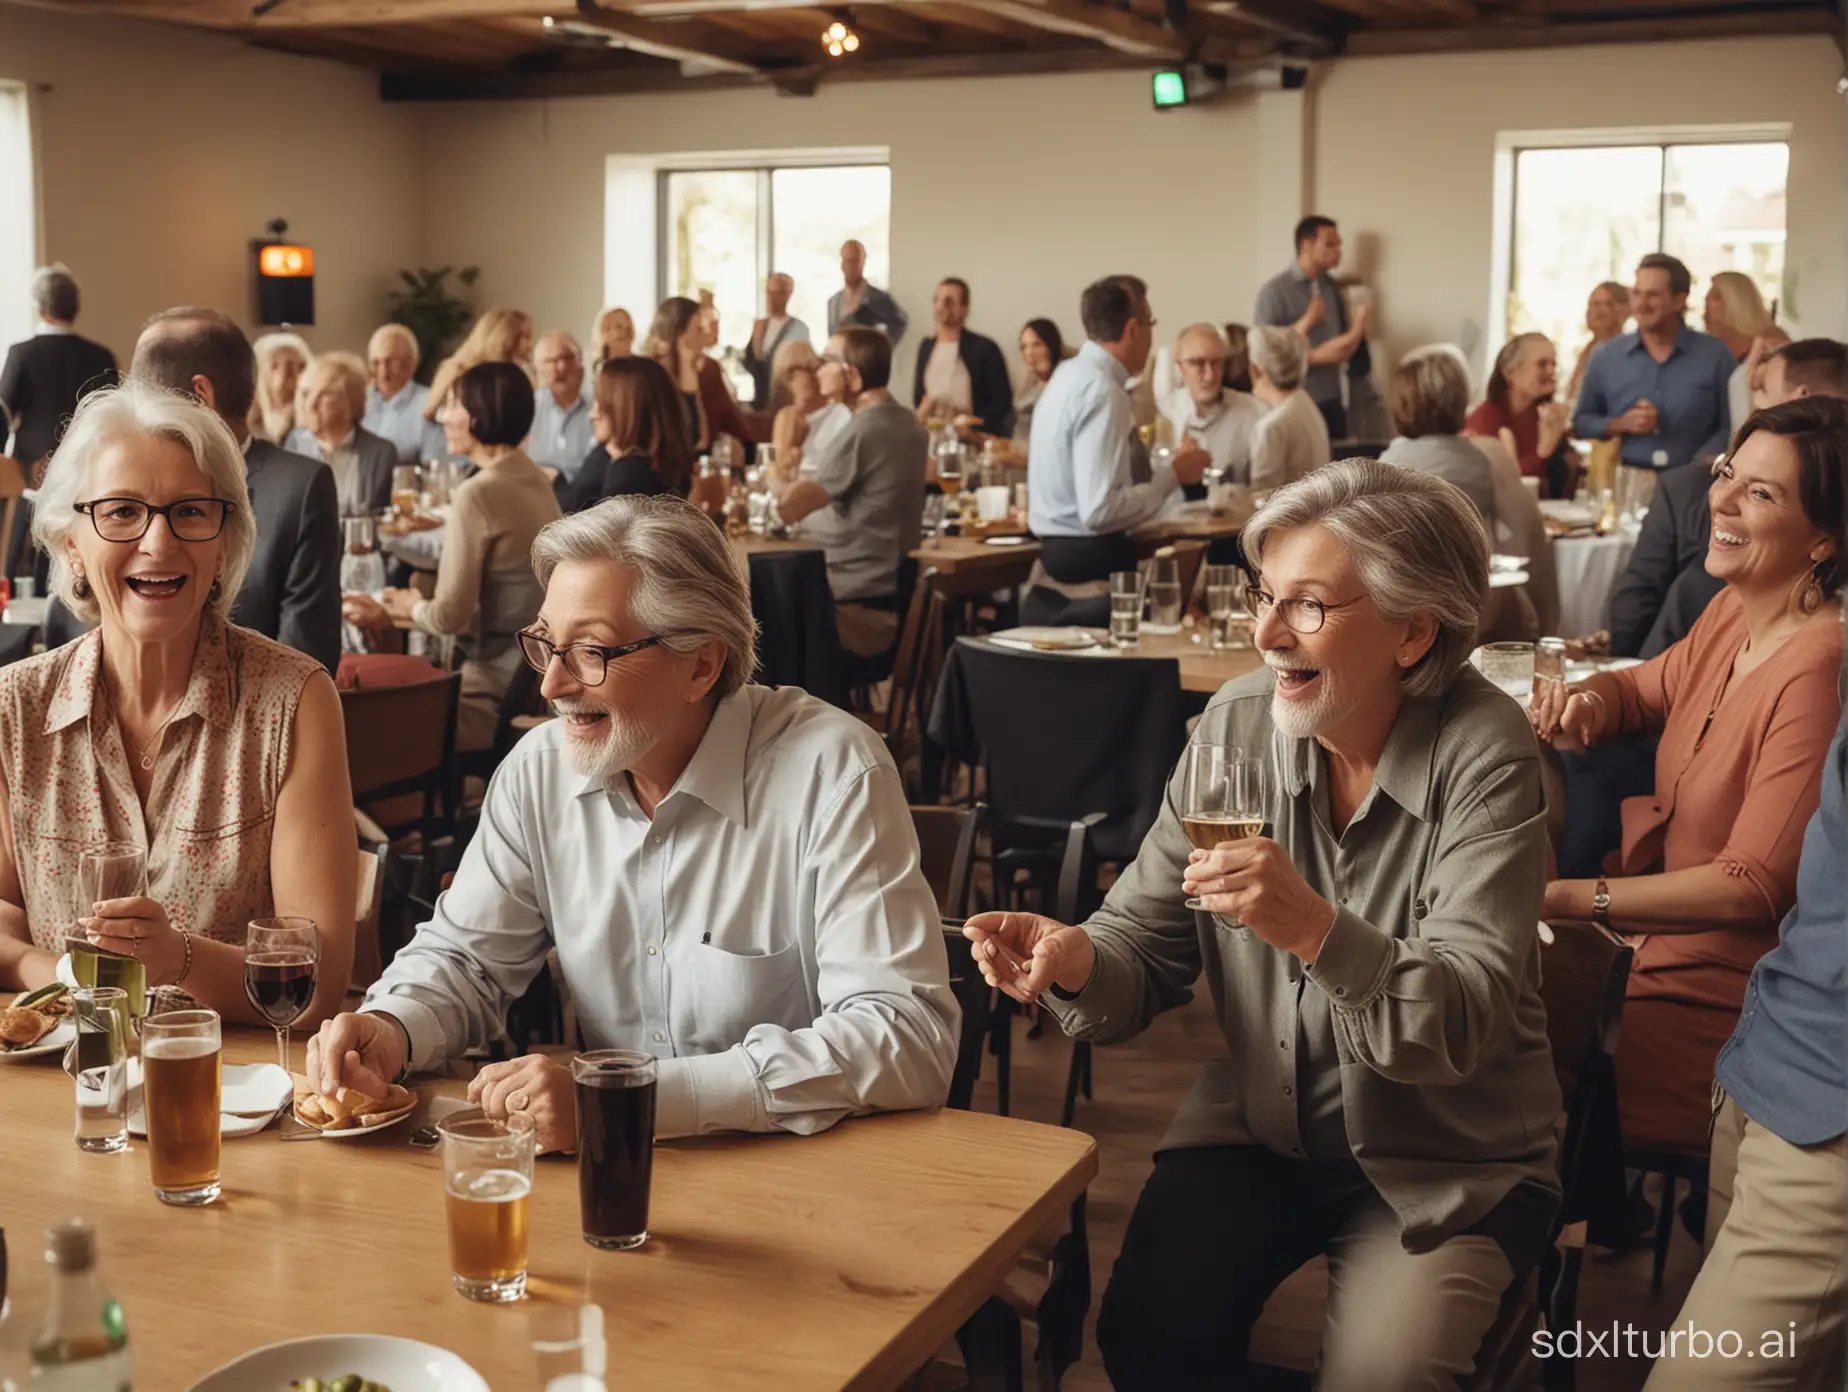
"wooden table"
2,1030,1096,1390
911,500,1250,584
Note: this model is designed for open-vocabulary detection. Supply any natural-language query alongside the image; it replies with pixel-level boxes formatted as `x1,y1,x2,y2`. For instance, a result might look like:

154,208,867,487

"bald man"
827,240,908,346
363,323,444,464
743,272,811,411
1160,324,1263,489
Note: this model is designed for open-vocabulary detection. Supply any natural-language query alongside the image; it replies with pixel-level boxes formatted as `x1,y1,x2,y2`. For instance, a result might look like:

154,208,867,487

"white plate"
982,534,1031,547
1539,501,1599,528
1488,553,1527,573
990,626,1102,651
0,1016,74,1063
127,1060,293,1138
1488,570,1531,589
189,1334,489,1392
293,1103,417,1140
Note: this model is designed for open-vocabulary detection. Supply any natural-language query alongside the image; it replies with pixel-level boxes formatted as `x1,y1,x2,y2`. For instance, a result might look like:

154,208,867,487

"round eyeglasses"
517,629,684,687
1242,584,1367,636
75,497,235,544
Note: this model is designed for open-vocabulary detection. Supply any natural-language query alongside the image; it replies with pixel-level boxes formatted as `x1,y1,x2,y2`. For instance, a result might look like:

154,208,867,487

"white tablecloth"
1552,527,1640,638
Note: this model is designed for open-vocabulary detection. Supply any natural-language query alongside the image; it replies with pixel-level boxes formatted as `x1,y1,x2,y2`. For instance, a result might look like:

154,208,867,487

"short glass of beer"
440,1110,536,1302
140,1009,223,1206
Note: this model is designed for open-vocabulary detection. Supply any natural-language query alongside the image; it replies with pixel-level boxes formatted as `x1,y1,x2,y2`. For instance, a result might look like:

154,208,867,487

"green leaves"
386,265,481,385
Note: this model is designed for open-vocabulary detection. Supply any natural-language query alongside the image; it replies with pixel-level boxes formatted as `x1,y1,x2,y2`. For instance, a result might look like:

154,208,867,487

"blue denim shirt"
1714,721,1848,1147
1572,325,1736,469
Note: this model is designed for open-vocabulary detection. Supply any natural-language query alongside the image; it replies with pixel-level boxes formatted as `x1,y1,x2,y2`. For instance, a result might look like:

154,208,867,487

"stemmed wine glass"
243,917,320,1074
1181,747,1269,919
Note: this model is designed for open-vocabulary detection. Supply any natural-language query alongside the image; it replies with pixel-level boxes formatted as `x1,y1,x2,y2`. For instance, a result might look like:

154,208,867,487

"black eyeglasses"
75,497,236,544
517,629,683,686
1243,584,1367,635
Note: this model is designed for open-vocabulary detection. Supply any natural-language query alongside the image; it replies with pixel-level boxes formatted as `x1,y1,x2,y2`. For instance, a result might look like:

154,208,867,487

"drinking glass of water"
1143,554,1183,635
1480,641,1538,703
1109,571,1144,650
1202,564,1247,650
69,986,129,1153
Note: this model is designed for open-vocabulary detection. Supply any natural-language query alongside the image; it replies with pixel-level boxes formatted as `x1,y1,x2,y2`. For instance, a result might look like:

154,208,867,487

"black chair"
457,660,548,792
910,802,980,921
1626,1144,1710,1295
843,553,919,698
748,547,849,708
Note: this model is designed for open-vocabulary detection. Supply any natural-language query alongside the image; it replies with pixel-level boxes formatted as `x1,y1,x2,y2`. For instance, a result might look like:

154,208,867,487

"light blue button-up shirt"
364,381,444,464
1572,324,1736,469
531,388,597,480
1028,340,1179,537
360,684,959,1138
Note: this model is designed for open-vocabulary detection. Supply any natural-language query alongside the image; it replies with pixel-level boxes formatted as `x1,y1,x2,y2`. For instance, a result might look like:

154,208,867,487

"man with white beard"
308,494,958,1151
962,460,1562,1390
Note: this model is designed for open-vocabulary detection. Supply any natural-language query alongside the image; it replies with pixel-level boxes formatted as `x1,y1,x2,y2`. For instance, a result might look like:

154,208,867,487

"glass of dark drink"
243,917,319,1074
572,1051,657,1251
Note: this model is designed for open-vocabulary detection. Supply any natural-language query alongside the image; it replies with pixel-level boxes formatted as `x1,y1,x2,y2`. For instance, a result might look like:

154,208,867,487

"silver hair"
30,264,79,322
368,322,420,360
537,330,582,359
1243,457,1488,698
1249,325,1307,391
299,351,369,423
1391,343,1473,438
33,381,257,624
1174,322,1226,351
531,495,758,698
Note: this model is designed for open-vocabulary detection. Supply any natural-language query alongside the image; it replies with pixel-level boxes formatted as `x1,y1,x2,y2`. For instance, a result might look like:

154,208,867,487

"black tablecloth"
748,549,848,709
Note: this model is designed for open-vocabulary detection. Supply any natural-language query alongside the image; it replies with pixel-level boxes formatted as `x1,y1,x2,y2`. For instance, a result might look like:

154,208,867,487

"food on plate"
1,984,72,1050
292,1080,414,1131
289,1377,392,1392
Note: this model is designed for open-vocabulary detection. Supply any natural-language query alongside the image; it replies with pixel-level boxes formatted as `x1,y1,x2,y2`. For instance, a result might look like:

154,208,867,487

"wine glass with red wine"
243,917,319,1074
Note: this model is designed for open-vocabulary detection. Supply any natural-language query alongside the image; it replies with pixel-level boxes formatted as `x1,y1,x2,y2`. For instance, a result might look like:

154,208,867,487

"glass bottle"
28,1221,129,1392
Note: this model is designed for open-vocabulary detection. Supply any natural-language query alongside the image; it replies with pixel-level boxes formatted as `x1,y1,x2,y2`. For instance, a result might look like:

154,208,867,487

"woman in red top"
1530,397,1847,1152
644,296,764,452
1466,332,1572,496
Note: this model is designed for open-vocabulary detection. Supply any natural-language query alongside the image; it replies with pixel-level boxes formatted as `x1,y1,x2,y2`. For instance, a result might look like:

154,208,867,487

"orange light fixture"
258,244,314,278
821,19,859,56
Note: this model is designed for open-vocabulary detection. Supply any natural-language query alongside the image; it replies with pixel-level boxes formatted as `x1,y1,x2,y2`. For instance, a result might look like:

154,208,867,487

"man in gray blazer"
129,308,341,674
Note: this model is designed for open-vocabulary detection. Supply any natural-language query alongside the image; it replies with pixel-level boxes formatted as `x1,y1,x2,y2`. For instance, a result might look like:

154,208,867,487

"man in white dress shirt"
307,495,959,1149
1161,324,1263,488
362,323,443,464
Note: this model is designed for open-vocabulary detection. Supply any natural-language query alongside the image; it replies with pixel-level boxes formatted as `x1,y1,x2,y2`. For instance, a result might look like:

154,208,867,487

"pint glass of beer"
440,1111,536,1302
141,1009,222,1206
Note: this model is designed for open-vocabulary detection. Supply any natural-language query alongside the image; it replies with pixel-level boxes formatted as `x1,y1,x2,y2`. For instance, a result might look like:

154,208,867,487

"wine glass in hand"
1181,748,1269,919
244,917,319,1074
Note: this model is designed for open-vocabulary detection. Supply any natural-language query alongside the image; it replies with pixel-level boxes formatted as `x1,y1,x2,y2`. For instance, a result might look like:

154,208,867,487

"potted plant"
388,266,480,384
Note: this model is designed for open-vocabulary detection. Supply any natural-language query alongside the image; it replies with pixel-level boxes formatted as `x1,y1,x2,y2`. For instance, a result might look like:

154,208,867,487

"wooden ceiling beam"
953,0,1188,57
1342,1,1832,50
1198,0,1347,50
559,4,767,72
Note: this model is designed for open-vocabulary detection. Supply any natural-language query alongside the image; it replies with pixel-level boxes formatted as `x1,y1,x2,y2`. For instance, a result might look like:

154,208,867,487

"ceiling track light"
821,16,860,56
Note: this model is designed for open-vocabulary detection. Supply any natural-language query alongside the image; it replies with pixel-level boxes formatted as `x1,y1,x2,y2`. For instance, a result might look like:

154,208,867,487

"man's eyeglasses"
1243,585,1367,635
75,497,235,544
1178,356,1226,372
517,629,685,686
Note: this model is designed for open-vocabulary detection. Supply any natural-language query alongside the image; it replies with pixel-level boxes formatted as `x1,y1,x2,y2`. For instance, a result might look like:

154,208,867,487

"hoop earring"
72,573,91,601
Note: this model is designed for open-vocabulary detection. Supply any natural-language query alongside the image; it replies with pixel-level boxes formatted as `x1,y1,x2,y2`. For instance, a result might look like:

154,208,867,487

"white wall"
1314,35,1847,375
0,2,422,362
416,71,1270,380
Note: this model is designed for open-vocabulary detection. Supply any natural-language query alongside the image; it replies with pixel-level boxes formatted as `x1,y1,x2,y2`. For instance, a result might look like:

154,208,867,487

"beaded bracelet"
172,927,194,988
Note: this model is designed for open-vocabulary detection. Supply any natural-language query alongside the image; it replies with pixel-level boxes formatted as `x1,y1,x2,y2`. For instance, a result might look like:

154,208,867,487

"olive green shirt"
1047,664,1562,1252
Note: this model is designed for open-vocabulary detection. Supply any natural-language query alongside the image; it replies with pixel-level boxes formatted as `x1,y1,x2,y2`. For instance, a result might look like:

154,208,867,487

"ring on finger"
509,1090,529,1112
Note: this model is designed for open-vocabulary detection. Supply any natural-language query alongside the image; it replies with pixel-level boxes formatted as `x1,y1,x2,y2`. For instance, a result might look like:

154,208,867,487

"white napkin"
126,1060,293,1138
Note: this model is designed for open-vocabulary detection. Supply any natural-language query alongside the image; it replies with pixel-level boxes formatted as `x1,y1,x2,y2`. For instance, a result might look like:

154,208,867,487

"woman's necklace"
104,684,183,772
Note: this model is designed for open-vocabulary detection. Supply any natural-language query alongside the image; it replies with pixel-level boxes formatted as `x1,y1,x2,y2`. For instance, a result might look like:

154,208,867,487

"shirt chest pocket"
672,940,812,1056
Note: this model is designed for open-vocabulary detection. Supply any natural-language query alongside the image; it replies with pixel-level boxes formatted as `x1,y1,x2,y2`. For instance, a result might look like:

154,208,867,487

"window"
0,81,36,350
660,159,890,388
1500,134,1787,368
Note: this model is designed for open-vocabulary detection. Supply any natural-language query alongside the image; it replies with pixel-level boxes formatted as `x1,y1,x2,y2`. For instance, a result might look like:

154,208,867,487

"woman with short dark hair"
564,357,696,510
348,362,561,750
1532,395,1847,1154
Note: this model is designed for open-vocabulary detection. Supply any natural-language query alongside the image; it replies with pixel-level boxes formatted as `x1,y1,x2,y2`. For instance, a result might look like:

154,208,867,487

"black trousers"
1098,1146,1552,1391
1315,397,1348,442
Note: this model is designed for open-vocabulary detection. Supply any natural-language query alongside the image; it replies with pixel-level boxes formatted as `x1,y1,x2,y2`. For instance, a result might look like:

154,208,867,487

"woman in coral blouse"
1530,396,1846,1152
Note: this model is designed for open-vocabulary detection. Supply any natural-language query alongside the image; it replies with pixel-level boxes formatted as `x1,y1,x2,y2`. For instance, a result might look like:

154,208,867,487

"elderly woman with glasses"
965,459,1560,1390
0,382,356,1025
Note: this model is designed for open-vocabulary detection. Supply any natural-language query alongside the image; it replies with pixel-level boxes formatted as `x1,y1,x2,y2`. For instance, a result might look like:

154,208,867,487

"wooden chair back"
909,803,980,921
350,844,385,991
340,672,461,839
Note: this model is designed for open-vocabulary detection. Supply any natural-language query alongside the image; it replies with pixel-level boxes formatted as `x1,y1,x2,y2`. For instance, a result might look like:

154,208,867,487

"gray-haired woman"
1248,325,1332,490
964,458,1560,1390
0,381,356,1028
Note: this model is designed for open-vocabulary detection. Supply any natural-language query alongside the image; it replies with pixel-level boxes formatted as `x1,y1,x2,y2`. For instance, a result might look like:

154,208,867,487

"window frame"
1487,122,1791,369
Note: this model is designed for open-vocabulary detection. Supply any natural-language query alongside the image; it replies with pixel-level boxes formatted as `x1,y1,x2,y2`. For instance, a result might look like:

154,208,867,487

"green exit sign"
1151,69,1188,109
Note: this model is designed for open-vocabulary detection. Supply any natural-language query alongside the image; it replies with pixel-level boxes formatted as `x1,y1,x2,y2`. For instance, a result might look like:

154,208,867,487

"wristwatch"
1591,879,1612,927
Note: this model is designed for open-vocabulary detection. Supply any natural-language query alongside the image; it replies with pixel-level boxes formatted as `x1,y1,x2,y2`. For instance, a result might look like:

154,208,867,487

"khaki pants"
835,602,898,659
1643,1092,1848,1390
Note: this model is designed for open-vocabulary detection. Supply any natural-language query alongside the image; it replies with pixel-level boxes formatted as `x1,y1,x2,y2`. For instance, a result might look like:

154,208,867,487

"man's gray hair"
1250,325,1306,391
1243,457,1488,698
31,265,80,323
531,495,758,699
33,381,257,624
537,330,581,358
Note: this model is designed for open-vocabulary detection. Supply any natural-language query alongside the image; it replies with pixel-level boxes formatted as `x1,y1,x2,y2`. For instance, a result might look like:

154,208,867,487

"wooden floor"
955,990,1703,1391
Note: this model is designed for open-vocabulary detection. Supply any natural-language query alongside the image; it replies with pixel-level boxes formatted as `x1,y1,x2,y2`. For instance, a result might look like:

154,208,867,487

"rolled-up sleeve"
1305,755,1548,1085
658,761,960,1138
361,755,555,1068
1045,756,1203,1044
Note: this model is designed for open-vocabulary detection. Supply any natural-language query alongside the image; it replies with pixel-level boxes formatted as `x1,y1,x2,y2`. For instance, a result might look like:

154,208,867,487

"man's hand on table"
306,1011,407,1098
469,1054,577,1154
